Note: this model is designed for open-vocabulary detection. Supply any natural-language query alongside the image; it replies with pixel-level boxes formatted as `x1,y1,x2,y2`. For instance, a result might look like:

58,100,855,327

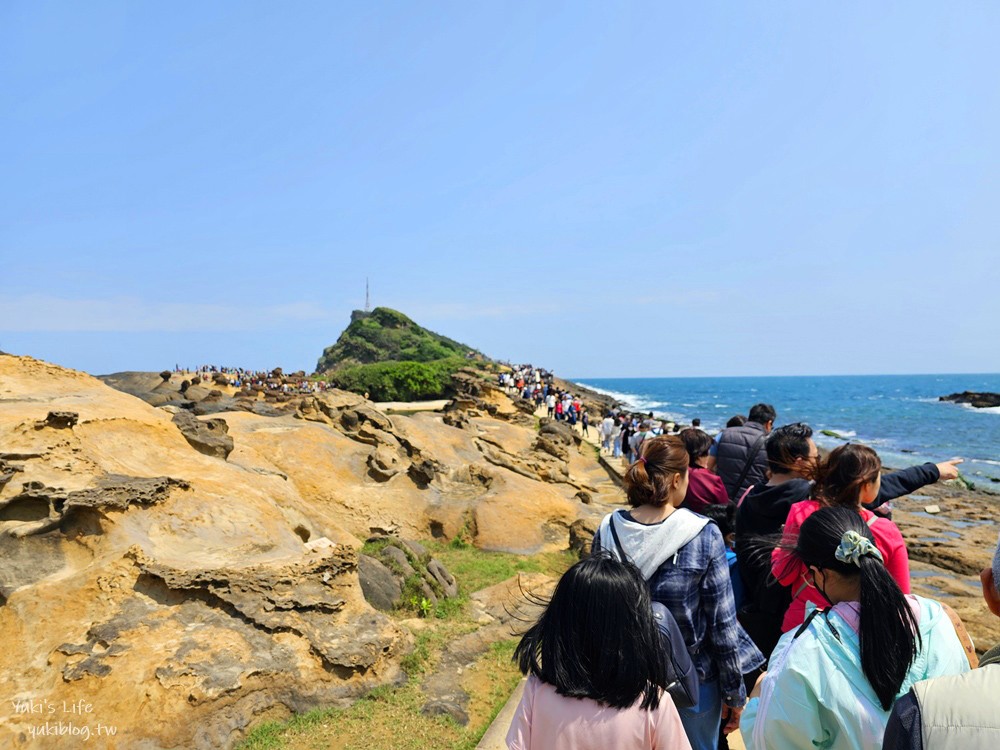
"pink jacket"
506,675,692,750
771,500,910,632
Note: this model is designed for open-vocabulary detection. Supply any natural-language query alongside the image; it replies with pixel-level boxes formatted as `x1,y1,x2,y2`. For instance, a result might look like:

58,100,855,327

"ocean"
573,374,1000,491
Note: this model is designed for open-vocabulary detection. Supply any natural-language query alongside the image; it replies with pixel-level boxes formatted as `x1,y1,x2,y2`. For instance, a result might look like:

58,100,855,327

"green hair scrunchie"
834,529,884,567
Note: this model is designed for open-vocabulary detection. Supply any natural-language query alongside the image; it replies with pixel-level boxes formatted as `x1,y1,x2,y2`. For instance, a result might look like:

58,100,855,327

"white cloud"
0,290,696,333
0,295,341,332
400,300,565,320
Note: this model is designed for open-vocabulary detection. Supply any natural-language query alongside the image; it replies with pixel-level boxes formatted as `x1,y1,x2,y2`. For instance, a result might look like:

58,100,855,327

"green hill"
315,308,487,401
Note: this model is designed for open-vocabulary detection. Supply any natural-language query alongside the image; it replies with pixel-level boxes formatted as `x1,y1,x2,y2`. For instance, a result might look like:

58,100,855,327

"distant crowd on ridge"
173,364,333,395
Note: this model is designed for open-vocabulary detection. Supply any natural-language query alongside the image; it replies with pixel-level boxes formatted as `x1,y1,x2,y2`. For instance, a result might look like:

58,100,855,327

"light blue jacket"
740,596,969,750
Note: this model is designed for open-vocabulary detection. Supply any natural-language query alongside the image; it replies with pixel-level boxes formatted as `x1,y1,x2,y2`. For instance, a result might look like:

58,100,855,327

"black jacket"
735,480,810,610
715,421,769,500
864,461,940,510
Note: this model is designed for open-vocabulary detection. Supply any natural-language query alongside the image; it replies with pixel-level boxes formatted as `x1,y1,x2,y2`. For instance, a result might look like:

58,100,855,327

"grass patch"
238,706,338,750
236,544,572,750
400,628,437,677
426,541,575,596
239,680,464,750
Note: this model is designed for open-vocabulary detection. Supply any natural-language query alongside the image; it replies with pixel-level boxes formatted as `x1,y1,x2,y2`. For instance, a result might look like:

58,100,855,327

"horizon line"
568,371,1000,380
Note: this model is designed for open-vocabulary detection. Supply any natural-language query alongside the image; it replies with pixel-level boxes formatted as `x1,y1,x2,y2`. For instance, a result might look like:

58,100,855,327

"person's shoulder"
690,515,724,545
867,513,905,540
717,426,737,442
594,511,616,537
766,624,834,684
785,477,812,494
705,471,727,488
787,499,820,519
910,594,949,631
521,673,544,703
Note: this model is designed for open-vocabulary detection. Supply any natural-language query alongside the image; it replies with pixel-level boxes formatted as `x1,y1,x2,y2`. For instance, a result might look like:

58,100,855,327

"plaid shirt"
595,520,763,707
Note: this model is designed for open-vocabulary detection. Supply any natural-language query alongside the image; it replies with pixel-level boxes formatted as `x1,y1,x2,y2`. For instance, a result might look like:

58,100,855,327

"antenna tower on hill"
365,278,371,312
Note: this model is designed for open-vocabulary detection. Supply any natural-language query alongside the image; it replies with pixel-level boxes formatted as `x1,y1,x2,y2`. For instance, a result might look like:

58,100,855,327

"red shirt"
771,499,911,632
681,466,730,514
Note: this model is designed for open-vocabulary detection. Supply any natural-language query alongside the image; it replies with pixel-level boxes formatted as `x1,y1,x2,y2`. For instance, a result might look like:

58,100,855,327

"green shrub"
326,357,468,401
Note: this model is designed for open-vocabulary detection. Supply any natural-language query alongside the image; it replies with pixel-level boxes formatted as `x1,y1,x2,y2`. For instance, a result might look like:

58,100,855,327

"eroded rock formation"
0,355,608,748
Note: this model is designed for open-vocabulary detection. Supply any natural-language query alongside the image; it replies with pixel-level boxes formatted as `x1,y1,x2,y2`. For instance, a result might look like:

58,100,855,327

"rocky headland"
315,307,489,402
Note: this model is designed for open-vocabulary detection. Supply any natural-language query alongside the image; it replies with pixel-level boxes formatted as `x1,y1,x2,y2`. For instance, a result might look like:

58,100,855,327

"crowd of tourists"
500,366,600,432
176,364,332,394
506,402,995,750
498,364,553,395
594,411,691,461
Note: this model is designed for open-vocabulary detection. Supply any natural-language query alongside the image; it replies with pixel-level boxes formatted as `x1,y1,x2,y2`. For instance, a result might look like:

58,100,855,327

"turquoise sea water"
573,374,1000,490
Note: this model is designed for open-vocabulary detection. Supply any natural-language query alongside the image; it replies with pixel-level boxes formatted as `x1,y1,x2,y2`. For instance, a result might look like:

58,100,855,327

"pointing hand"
936,458,964,482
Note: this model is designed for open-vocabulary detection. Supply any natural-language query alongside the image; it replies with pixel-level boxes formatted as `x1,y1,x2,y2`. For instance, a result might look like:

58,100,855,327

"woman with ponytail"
771,443,913,632
593,436,763,750
742,507,968,750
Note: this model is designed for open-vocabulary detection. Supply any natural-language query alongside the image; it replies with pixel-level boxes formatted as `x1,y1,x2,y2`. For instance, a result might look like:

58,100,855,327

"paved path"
374,399,450,412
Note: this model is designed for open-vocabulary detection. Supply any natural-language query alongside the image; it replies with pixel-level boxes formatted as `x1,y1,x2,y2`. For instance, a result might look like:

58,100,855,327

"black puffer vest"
715,421,769,500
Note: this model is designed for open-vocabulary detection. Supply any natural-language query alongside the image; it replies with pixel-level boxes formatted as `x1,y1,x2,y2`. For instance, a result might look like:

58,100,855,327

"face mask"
809,567,836,609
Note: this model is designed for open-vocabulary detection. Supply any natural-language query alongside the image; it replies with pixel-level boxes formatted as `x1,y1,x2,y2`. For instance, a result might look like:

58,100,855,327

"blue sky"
3,2,999,377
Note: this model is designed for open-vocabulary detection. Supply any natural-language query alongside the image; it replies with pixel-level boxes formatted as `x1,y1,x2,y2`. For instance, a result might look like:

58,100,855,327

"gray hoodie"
596,508,710,581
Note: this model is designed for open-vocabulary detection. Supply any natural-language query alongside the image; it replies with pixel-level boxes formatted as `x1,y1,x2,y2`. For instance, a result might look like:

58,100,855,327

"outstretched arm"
866,461,960,510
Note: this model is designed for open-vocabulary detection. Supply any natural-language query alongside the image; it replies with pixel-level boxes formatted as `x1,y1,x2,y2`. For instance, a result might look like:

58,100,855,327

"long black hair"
794,506,920,710
512,552,668,709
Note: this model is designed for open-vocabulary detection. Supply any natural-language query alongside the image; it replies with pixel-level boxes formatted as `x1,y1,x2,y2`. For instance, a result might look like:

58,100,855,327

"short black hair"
680,428,713,467
701,502,735,538
513,552,668,709
748,403,776,425
766,422,814,475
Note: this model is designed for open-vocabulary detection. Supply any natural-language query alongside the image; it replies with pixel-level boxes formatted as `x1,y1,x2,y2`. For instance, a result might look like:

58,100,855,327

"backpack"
651,603,701,709
607,513,701,708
